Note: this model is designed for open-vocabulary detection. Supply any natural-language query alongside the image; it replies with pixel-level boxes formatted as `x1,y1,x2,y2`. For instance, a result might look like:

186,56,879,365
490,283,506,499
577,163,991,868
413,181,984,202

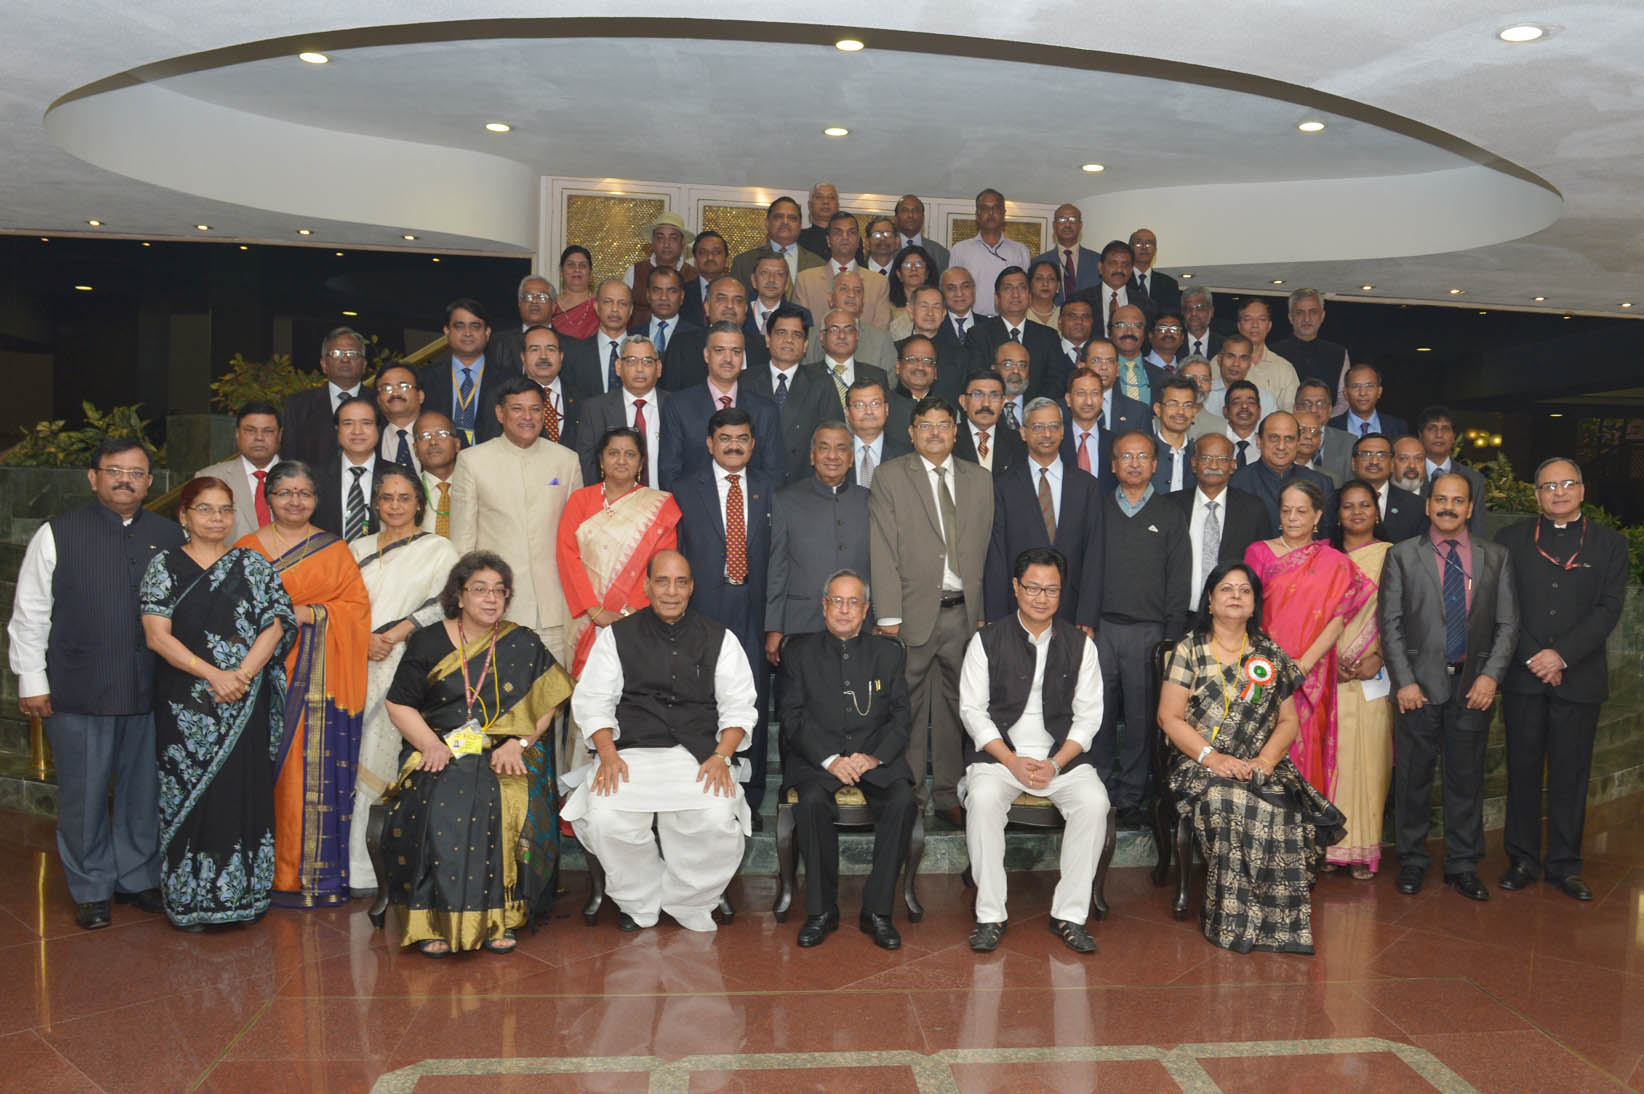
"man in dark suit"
561,280,634,397
314,394,381,540
893,193,949,273
1109,304,1162,409
963,267,1067,402
1381,472,1517,901
488,273,557,376
1068,239,1155,335
779,570,916,949
1414,405,1488,536
1179,286,1223,363
418,299,516,447
1060,366,1113,491
1330,363,1408,439
1229,411,1334,530
1497,459,1629,902
766,424,871,655
670,275,771,393
954,368,1026,475
574,335,666,487
1056,299,1095,382
1128,228,1180,314
844,376,910,488
1082,338,1151,437
658,322,784,488
740,305,833,483
889,332,940,435
1350,432,1426,541
1033,204,1103,303
514,325,581,452
895,286,965,405
1165,434,1271,609
281,326,373,466
679,230,729,329
629,267,700,374
674,406,777,816
983,398,1103,629
729,196,825,292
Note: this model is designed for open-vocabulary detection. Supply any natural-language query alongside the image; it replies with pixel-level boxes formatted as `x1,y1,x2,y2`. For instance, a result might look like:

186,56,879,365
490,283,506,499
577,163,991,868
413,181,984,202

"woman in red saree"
551,245,599,340
1244,479,1372,797
235,460,372,907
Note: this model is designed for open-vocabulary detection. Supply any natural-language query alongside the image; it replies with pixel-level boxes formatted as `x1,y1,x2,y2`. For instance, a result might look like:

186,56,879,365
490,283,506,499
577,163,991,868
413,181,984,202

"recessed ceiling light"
822,126,849,137
1548,412,1563,418
1448,288,1464,295
1416,347,1432,352
402,234,417,241
298,51,329,64
484,122,511,133
835,38,864,52
239,245,248,251
86,219,101,227
1297,120,1326,133
141,241,150,247
1271,279,1285,285
335,251,344,256
1623,302,1635,308
1180,273,1193,279
39,237,48,242
341,310,358,317
1360,284,1374,291
431,257,440,263
73,284,92,292
1497,24,1546,42
1563,314,1572,319
195,224,210,231
1080,163,1105,173
297,228,312,236
1533,295,1545,302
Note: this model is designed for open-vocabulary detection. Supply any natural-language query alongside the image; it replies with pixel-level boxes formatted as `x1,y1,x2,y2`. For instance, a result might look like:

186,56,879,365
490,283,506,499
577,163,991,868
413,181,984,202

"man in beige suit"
194,401,283,541
448,376,582,663
794,212,892,330
869,394,994,824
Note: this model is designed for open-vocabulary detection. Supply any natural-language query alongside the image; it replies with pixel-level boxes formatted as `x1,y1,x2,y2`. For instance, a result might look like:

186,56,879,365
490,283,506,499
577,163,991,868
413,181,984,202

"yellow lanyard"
1214,634,1247,741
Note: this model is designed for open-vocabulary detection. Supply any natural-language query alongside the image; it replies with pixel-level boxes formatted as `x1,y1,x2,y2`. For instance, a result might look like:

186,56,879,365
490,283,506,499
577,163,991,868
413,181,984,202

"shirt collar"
1015,612,1054,647
920,454,953,476
1429,525,1471,551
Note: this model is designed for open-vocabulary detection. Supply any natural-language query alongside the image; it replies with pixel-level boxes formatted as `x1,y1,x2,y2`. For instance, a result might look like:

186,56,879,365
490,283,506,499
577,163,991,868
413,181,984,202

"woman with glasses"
886,244,936,339
553,245,599,339
234,460,371,907
139,477,296,929
379,552,572,956
345,466,460,891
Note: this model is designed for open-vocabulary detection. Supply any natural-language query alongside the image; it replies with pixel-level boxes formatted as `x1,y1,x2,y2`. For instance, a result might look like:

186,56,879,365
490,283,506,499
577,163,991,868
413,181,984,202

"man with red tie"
194,401,283,541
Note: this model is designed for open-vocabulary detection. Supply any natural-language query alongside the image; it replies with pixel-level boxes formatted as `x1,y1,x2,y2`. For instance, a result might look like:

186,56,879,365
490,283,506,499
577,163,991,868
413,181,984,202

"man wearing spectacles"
412,412,462,536
1143,312,1186,378
280,326,374,466
373,364,425,472
843,377,910,487
1328,363,1408,440
1162,433,1271,606
1032,204,1101,304
1068,238,1155,334
954,368,1025,475
738,306,835,483
895,286,965,406
863,215,902,278
488,273,559,374
573,335,667,488
800,273,897,374
195,400,284,540
8,438,186,930
1350,432,1424,542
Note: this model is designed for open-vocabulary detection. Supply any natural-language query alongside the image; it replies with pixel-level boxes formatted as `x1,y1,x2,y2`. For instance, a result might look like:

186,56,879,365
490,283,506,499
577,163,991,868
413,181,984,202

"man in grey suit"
894,194,948,274
1294,405,1353,487
869,395,994,824
1380,472,1517,902
194,401,282,541
765,422,871,664
574,335,667,488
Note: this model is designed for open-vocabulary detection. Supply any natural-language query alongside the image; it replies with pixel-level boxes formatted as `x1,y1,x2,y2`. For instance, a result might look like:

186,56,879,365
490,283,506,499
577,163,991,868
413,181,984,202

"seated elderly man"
779,569,917,950
959,546,1108,955
565,550,758,932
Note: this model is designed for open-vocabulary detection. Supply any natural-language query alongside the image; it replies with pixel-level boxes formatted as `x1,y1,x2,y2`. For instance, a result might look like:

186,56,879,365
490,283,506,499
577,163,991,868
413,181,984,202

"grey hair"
1022,396,1060,420
517,273,557,299
1181,285,1215,309
1287,287,1324,311
618,335,657,358
321,326,365,355
823,568,870,604
810,419,850,447
1535,456,1582,483
1178,353,1213,373
809,180,838,198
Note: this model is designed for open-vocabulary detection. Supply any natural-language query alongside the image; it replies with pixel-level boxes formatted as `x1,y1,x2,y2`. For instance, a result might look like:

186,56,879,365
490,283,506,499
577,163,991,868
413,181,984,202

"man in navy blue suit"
1060,366,1112,491
1033,204,1102,305
674,406,777,819
658,321,784,488
1330,363,1408,439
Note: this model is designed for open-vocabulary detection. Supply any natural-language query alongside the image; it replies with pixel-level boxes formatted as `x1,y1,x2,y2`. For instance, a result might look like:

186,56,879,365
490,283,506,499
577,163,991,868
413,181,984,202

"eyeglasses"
899,355,936,367
186,504,234,517
1025,423,1062,435
823,325,857,336
823,596,865,610
913,421,954,434
1018,583,1061,598
520,291,554,304
867,230,896,239
1297,427,1323,438
1111,321,1144,331
848,399,886,411
268,489,316,501
324,348,363,360
379,381,416,393
1355,452,1389,463
96,466,152,481
1536,479,1581,492
1153,324,1183,335
1053,215,1081,225
415,429,455,441
464,583,508,598
1114,452,1153,463
1160,400,1195,411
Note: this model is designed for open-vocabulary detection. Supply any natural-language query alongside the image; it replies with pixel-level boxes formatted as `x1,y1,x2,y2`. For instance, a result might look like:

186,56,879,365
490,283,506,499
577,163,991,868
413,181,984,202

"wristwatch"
1049,758,1063,776
1196,744,1214,765
713,752,733,767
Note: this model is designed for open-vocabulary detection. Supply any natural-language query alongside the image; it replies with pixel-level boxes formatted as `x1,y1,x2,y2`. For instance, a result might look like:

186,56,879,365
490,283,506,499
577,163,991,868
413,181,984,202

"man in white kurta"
565,551,757,932
959,547,1108,954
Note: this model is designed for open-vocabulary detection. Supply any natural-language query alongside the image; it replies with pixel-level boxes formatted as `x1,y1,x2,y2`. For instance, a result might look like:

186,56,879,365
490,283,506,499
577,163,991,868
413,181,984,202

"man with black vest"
8,439,186,929
779,569,916,950
959,547,1108,954
564,551,758,932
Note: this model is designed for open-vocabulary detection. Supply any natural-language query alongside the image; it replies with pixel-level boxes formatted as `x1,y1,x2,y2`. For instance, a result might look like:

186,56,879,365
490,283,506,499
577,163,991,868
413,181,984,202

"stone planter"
0,465,176,547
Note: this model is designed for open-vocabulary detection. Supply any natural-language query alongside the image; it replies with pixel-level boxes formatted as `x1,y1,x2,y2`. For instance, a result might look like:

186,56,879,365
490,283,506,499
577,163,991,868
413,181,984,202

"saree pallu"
381,621,573,950
1329,541,1394,870
1244,540,1374,797
1165,634,1345,954
552,298,599,340
557,485,681,676
139,547,296,926
236,531,371,907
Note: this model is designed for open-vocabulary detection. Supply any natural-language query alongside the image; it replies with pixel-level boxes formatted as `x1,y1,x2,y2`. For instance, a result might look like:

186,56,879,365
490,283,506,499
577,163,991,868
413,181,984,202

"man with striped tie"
519,324,580,452
315,394,381,542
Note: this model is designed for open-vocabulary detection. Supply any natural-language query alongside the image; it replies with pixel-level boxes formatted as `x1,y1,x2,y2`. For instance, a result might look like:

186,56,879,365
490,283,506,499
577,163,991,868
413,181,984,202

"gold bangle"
188,654,200,673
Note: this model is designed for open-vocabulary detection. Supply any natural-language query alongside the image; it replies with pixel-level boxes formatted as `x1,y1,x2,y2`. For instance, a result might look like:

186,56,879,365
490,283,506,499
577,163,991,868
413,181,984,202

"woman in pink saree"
1244,479,1373,797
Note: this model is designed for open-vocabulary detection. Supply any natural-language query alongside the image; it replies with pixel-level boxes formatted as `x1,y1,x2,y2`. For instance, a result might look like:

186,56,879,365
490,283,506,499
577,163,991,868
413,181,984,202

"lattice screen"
565,194,667,284
951,218,1044,254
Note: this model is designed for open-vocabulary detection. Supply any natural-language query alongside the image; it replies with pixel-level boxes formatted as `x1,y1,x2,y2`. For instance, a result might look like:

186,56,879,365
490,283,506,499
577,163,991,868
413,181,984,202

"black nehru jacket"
609,608,731,763
779,630,914,792
963,616,1094,771
47,503,185,715
1270,335,1349,391
1100,492,1191,640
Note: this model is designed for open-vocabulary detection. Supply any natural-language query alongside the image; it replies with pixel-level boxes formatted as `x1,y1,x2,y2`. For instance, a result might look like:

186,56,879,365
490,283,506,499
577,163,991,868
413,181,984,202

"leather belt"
1445,662,1465,676
939,592,966,608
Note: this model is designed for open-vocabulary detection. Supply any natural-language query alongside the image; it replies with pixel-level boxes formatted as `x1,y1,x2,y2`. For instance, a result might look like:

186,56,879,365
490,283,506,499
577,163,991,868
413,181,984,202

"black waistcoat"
611,607,729,762
966,616,1091,770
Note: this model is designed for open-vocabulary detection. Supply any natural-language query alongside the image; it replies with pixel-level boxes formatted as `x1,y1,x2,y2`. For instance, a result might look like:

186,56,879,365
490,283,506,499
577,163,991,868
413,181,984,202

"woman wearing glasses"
379,552,572,956
886,244,936,339
234,460,371,908
139,477,296,929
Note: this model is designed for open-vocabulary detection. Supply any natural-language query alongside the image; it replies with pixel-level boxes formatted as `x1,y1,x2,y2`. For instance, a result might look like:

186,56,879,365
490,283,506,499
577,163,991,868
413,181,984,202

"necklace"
269,523,315,555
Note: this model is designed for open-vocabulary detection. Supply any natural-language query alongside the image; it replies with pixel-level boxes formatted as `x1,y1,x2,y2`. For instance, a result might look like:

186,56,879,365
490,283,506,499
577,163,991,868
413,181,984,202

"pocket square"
549,477,561,486
1147,524,1158,533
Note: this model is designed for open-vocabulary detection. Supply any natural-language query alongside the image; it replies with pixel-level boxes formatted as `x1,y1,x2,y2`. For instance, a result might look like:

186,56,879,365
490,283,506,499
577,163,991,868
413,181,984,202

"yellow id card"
446,724,487,757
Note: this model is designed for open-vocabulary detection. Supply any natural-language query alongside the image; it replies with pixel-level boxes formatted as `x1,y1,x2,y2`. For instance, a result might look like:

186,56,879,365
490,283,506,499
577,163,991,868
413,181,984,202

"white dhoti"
564,746,751,931
960,762,1109,924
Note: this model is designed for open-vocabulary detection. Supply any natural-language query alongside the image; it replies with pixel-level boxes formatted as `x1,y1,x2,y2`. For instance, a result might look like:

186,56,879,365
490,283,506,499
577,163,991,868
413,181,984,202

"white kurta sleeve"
1067,634,1105,751
570,626,625,743
6,523,58,697
712,631,758,751
958,631,1002,750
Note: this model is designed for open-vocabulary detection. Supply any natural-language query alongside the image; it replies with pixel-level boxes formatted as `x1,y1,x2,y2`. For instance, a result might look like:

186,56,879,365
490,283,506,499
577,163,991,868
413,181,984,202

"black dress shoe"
1048,917,1097,954
1116,807,1145,831
858,910,901,950
937,806,966,830
797,908,839,947
749,813,764,833
1395,865,1425,895
1498,862,1536,891
1549,874,1593,901
113,888,164,914
74,901,111,930
968,921,1006,952
618,912,643,931
1444,871,1489,902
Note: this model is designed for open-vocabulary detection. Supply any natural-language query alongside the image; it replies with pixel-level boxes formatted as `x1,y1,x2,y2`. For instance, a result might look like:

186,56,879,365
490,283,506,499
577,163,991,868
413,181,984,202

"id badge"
447,721,486,757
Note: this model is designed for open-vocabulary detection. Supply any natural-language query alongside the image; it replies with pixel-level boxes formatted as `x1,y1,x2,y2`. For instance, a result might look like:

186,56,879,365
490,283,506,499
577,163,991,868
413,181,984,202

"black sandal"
482,930,517,955
1048,917,1097,954
417,939,452,958
968,921,1006,952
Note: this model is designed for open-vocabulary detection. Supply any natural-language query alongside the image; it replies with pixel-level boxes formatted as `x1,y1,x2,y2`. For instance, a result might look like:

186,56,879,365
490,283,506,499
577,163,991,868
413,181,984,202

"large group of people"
6,183,1631,961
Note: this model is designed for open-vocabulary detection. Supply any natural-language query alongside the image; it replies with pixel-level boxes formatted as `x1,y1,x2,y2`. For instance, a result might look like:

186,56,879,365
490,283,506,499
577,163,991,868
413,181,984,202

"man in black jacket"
779,570,916,950
1496,459,1629,901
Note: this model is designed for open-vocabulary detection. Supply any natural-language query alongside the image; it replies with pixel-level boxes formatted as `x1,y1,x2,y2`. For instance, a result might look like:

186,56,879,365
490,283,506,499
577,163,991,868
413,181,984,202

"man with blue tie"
632,266,699,368
658,321,785,488
562,280,635,397
374,364,424,472
1032,204,1102,303
1329,364,1408,439
416,299,512,447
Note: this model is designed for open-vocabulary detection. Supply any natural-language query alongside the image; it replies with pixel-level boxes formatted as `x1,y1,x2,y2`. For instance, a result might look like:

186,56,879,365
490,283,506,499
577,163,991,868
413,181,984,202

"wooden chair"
1147,639,1197,920
771,785,925,922
960,797,1120,920
581,842,736,926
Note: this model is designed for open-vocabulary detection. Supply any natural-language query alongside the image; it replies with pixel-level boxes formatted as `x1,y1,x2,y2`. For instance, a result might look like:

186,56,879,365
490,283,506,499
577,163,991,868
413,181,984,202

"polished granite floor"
2,796,1642,1093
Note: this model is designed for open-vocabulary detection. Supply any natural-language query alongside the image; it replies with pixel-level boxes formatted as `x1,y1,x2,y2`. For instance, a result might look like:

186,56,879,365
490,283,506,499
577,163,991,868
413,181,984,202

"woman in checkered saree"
1157,560,1346,954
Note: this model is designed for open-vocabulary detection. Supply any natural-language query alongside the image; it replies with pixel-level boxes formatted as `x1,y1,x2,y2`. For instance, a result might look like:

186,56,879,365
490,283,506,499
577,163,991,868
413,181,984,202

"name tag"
447,722,486,757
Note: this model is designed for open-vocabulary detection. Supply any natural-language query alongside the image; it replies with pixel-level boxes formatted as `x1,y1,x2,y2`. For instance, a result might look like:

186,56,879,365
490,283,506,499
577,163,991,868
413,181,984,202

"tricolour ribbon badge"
1240,656,1275,703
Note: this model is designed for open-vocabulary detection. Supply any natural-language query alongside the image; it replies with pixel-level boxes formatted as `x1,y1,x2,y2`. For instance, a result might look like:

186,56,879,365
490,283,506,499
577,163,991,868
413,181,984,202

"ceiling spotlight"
834,38,864,52
195,224,210,231
239,245,249,251
73,285,93,292
1415,347,1432,352
432,257,441,263
402,234,417,241
1478,310,1487,315
1448,288,1464,295
298,51,329,64
823,126,849,137
1497,24,1546,42
1180,273,1193,279
141,241,150,247
1563,315,1572,319
1360,284,1374,291
1297,120,1326,133
484,122,511,133
86,219,101,226
341,310,358,317
1548,412,1563,418
1623,302,1635,308
297,228,312,236
1080,163,1105,173
1271,279,1285,285
335,251,344,256
1533,295,1545,302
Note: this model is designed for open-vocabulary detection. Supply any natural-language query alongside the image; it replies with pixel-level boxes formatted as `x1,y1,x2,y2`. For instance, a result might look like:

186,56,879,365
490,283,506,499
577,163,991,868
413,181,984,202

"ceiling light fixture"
141,241,150,247
73,284,92,292
335,251,344,256
1497,24,1546,42
1533,295,1545,302
834,38,864,52
297,228,312,236
86,219,101,226
1548,412,1563,418
342,310,358,317
1271,279,1285,285
432,257,441,263
1416,347,1432,353
1297,120,1326,133
1180,273,1193,279
822,126,849,137
1448,288,1464,294
484,122,511,133
1623,302,1635,308
1080,163,1105,173
195,224,210,231
402,234,417,241
1360,284,1374,291
239,245,248,251
298,51,329,64
1563,315,1572,319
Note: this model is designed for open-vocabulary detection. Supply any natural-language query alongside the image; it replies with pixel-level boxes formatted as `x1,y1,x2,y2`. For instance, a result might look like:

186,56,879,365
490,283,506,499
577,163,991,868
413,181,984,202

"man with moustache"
844,377,910,488
1294,409,1351,488
574,336,666,488
1060,367,1113,489
963,266,1066,404
1143,312,1185,377
1234,298,1299,412
1415,406,1488,535
802,273,896,371
1229,411,1334,529
1381,472,1517,902
1081,338,1150,437
632,267,700,373
680,230,730,328
1222,381,1265,470
670,274,771,390
947,189,1031,317
893,193,949,273
1164,433,1271,605
1069,239,1153,332
412,411,461,536
1392,435,1429,495
419,299,511,447
489,273,558,374
991,342,1034,433
1351,432,1426,541
1128,228,1180,313
1057,299,1096,380
1179,286,1222,362
889,333,941,434
282,326,373,465
563,280,636,396
730,196,825,292
1033,204,1102,302
1108,304,1157,408
863,216,902,278
623,212,695,329
194,401,282,541
940,266,981,344
749,252,805,335
374,364,424,472
741,305,836,483
519,325,580,449
315,395,381,541
658,321,784,488
896,285,965,404
1330,364,1408,440
1294,378,1356,485
954,367,1025,475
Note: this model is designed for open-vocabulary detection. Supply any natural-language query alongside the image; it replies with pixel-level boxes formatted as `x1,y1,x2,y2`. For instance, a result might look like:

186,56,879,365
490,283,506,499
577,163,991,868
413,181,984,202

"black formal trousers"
792,776,916,916
1394,693,1489,874
904,600,971,811
1092,619,1163,811
1502,691,1601,879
